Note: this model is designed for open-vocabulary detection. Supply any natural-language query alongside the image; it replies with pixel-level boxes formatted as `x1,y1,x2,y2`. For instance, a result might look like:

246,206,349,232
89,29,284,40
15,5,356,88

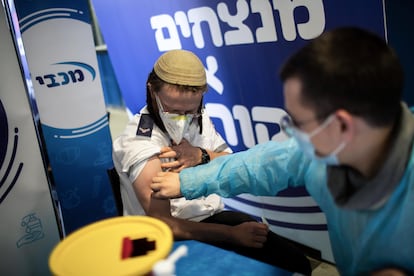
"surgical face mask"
281,114,346,165
155,94,196,144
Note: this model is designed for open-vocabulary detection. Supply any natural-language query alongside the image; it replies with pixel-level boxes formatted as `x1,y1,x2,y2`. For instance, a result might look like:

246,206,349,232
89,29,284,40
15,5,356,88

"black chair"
107,167,123,216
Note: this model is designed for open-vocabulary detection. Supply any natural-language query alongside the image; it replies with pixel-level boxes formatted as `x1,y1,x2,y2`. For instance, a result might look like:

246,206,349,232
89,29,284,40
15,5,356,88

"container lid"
49,216,173,276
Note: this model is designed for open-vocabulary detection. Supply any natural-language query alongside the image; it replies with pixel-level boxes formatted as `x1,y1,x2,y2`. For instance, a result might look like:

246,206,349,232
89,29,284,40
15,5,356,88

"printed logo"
0,100,23,204
34,61,96,88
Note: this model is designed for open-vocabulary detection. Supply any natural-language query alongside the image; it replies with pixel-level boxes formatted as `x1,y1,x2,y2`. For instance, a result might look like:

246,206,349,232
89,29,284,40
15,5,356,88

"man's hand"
159,139,201,172
231,221,269,248
151,171,182,199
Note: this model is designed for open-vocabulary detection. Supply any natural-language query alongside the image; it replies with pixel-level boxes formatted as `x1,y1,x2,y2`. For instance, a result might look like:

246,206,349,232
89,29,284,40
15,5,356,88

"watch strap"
198,147,210,164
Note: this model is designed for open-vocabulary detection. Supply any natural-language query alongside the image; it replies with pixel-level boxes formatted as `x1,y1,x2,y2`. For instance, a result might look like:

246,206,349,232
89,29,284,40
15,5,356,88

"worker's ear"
334,109,354,142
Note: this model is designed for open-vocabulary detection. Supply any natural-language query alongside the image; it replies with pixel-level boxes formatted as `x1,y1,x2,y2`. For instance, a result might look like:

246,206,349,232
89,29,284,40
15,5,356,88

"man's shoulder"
136,114,154,138
114,112,165,146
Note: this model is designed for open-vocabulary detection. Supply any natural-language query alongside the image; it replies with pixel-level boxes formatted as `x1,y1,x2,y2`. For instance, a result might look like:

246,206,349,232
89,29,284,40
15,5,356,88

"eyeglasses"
280,115,314,136
155,94,203,118
280,114,335,138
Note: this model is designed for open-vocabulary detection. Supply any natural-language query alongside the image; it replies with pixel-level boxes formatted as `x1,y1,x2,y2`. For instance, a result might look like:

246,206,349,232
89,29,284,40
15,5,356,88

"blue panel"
93,0,385,153
14,0,117,234
385,0,414,106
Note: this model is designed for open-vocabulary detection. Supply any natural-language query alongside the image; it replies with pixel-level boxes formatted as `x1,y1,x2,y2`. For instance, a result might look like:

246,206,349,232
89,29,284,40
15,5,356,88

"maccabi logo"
34,61,96,88
0,100,23,204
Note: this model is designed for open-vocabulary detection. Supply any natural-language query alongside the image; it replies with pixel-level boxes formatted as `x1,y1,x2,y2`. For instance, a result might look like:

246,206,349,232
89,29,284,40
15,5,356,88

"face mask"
290,115,346,165
155,94,195,144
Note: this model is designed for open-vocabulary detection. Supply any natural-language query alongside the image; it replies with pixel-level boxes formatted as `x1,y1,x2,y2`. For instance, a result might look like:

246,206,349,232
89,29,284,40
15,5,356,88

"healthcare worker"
113,49,311,274
151,27,414,276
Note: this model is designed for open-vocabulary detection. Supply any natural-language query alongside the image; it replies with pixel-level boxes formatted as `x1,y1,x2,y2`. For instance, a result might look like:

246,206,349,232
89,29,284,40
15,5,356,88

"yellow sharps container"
49,216,173,275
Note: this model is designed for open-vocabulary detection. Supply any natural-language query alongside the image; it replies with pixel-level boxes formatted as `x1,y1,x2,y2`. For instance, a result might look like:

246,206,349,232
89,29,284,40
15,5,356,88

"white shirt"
112,106,231,221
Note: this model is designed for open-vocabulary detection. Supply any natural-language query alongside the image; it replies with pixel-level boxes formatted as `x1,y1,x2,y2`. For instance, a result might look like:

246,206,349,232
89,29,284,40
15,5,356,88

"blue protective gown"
180,139,414,275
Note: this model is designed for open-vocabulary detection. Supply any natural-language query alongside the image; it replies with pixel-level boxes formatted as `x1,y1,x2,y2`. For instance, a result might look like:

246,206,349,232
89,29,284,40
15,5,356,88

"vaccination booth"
1,0,413,274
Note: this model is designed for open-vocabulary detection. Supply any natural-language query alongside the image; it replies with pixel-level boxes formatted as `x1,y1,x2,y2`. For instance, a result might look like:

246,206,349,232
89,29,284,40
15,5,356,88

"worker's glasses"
280,114,334,138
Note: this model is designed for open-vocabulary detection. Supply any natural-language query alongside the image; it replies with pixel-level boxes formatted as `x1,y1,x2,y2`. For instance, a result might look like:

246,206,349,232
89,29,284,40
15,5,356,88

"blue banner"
93,0,385,152
14,0,117,234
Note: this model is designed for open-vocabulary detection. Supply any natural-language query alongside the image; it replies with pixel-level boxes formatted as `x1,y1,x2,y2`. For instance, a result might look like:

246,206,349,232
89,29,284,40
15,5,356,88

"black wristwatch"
198,147,210,165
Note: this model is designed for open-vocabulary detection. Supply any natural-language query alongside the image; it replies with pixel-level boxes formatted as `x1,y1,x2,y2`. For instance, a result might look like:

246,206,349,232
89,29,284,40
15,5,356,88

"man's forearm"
156,214,235,244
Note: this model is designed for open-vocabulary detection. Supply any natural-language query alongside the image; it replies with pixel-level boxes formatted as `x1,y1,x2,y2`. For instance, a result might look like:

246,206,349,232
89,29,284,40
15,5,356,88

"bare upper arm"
132,156,170,215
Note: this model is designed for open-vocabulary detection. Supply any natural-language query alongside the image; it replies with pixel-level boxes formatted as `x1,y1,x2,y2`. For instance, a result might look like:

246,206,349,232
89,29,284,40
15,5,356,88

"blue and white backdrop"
92,0,386,261
13,0,117,235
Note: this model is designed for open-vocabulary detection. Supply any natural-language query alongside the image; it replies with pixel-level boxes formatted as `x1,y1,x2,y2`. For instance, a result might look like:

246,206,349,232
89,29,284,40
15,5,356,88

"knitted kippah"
154,49,206,86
